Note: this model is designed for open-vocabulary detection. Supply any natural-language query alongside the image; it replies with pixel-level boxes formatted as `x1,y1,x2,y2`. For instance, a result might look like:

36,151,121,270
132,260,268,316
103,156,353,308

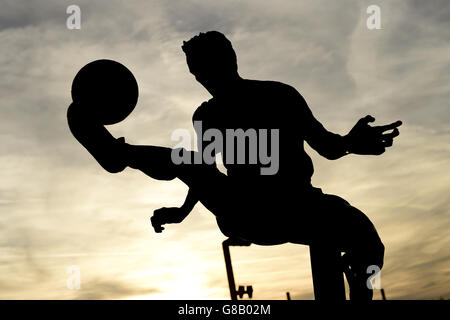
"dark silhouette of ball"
71,59,138,125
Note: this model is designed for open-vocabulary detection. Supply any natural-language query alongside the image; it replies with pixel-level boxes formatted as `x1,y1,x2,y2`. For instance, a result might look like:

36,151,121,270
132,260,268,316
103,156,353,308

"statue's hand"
67,102,128,173
345,115,402,155
150,207,188,233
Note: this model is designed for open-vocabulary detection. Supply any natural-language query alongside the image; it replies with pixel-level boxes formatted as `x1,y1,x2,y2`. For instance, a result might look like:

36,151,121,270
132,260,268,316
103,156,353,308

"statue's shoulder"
192,98,216,123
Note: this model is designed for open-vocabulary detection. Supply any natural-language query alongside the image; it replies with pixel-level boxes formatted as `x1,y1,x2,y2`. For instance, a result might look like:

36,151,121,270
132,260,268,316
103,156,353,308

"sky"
0,0,449,299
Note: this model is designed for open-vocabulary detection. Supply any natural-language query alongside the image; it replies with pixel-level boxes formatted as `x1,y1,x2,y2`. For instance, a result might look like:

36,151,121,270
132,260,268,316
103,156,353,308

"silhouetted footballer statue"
68,31,402,300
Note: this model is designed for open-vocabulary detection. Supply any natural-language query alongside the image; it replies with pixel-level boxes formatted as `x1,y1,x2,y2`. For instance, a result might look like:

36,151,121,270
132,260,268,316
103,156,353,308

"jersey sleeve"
288,86,348,160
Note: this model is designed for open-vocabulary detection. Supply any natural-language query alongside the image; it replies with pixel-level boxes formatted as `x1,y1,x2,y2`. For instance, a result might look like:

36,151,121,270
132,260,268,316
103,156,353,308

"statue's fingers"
372,141,386,155
151,215,163,227
390,128,400,138
382,137,393,147
374,121,402,133
150,216,158,226
381,127,399,139
380,128,399,147
357,115,376,126
150,217,164,233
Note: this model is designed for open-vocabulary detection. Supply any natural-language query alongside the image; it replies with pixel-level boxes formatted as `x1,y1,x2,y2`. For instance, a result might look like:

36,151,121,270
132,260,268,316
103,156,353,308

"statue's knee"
93,140,128,174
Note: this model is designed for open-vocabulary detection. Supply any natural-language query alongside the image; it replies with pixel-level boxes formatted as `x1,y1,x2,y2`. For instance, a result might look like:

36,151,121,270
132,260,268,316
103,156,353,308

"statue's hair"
182,31,237,70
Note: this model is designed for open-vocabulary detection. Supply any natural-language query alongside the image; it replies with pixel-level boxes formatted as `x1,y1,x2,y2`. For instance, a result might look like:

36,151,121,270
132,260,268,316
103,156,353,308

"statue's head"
182,31,239,95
